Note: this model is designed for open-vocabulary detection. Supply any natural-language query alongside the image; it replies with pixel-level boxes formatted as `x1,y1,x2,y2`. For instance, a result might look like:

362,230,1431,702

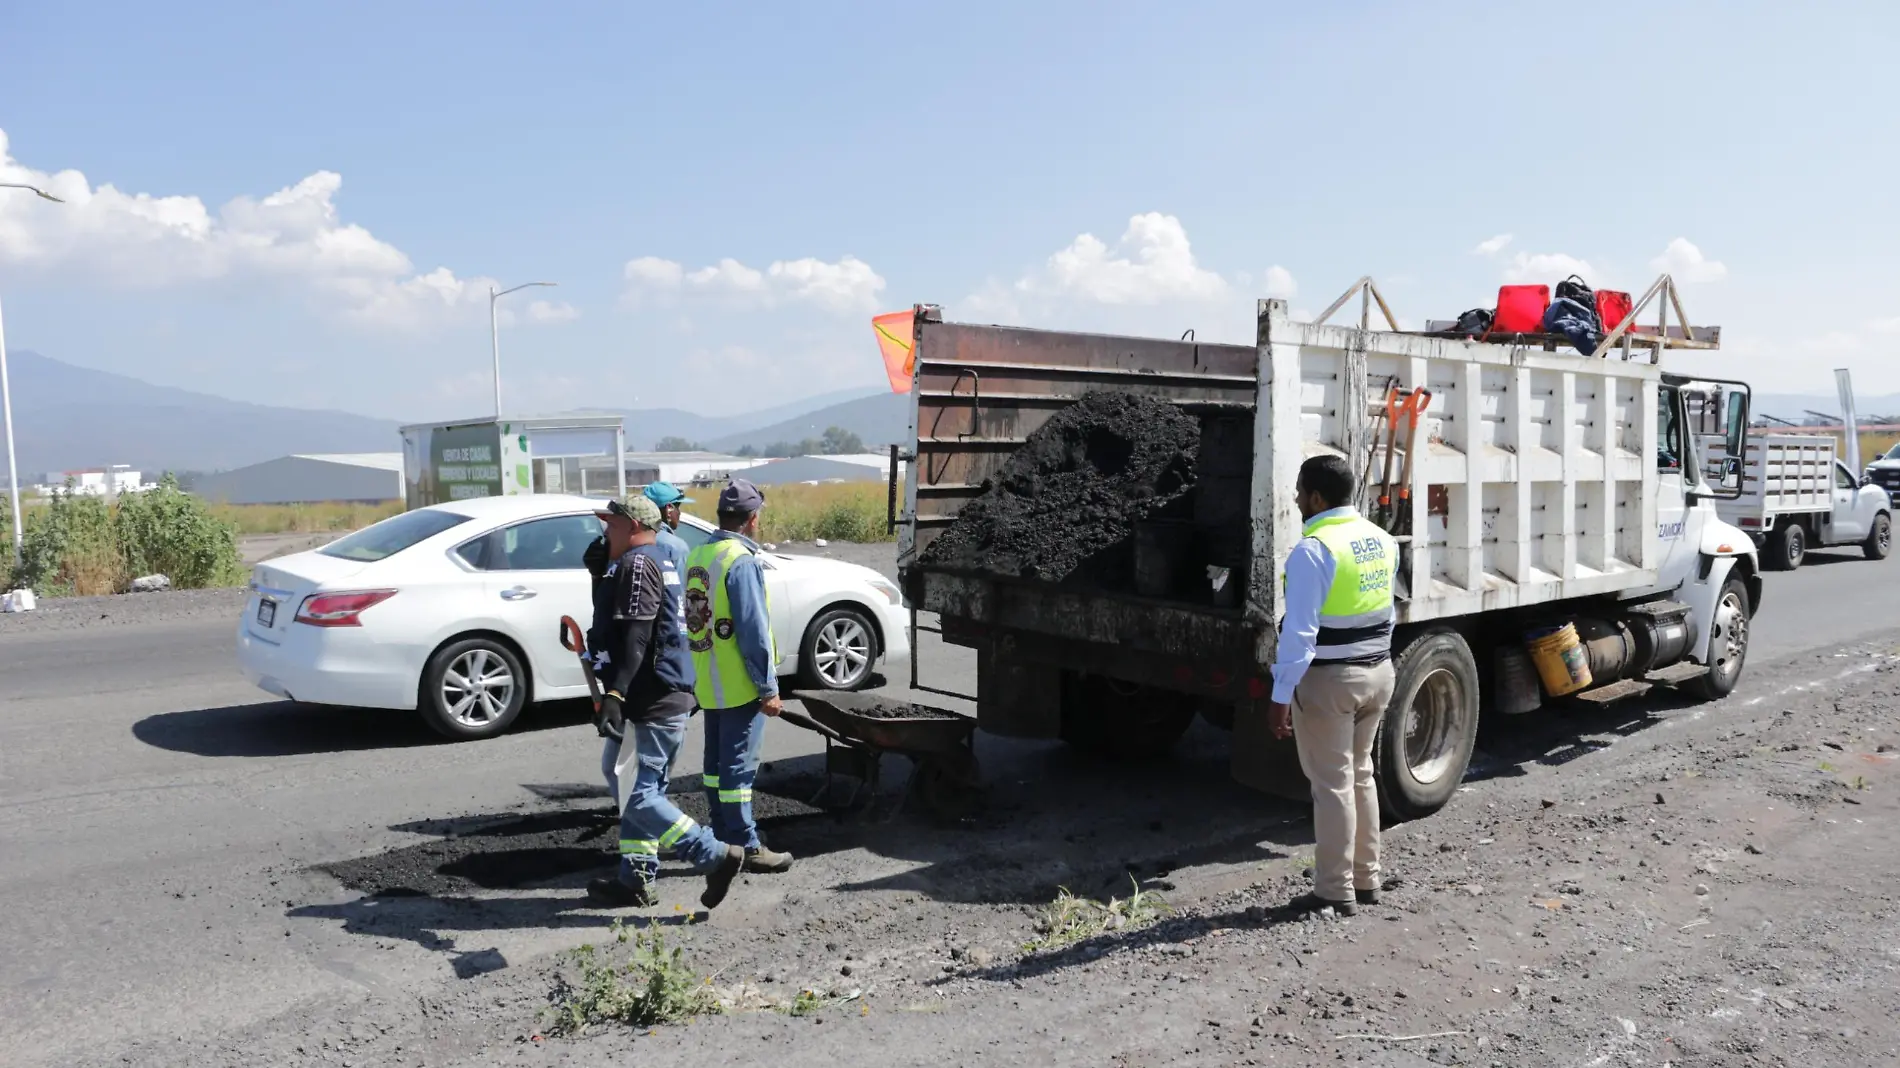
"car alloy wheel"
442,647,517,728
813,614,873,688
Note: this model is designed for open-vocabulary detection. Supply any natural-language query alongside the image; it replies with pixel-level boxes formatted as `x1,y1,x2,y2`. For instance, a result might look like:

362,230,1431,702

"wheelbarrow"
781,690,982,822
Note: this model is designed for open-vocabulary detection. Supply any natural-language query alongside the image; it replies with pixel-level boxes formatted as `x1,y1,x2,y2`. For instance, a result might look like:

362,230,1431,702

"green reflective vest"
1292,512,1396,661
684,537,777,709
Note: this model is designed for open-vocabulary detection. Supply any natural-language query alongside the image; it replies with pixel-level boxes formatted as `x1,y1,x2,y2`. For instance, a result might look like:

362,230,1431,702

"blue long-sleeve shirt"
1270,506,1351,704
709,529,779,699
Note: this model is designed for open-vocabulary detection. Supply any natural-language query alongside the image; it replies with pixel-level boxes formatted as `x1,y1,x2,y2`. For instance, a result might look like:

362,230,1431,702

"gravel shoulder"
83,627,1900,1068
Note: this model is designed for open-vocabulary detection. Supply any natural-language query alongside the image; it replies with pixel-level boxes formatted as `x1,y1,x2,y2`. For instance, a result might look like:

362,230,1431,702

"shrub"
117,476,245,589
7,475,244,596
13,489,120,596
543,925,721,1035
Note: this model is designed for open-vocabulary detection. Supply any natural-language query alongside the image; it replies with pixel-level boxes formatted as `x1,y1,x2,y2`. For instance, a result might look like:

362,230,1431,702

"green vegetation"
543,924,722,1036
1023,878,1171,953
681,481,892,543
7,475,244,597
206,500,403,535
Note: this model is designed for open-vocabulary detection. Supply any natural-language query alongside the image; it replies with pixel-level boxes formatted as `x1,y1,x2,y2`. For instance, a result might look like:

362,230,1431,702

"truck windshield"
321,509,473,562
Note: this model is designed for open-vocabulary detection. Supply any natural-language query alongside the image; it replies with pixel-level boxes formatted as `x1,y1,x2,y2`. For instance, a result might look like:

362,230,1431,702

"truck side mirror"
1714,389,1750,498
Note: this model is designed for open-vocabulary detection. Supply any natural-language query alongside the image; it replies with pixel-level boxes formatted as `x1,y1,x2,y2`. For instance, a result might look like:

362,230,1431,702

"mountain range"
3,349,1887,483
0,349,907,478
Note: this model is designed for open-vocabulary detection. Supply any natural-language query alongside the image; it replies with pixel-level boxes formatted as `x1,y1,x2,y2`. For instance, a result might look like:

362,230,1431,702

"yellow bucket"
1526,624,1593,696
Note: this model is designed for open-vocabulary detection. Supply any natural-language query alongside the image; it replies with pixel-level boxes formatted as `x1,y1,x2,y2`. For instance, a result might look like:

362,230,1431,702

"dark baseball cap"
718,478,766,514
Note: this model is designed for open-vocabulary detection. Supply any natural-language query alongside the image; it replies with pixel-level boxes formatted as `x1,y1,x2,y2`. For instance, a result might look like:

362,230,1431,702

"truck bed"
1705,433,1835,520
897,301,1668,694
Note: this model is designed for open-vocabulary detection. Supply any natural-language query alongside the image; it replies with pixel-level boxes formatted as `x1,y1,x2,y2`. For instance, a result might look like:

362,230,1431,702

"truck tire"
1864,513,1892,561
1376,628,1481,823
1058,673,1198,760
1682,576,1750,702
419,637,528,741
1766,521,1806,571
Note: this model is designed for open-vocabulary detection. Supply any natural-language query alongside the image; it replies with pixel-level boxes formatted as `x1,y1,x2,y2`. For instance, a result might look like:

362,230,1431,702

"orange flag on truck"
872,310,915,393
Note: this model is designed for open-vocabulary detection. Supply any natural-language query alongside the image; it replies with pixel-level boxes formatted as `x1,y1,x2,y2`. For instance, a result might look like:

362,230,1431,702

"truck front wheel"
1767,521,1806,571
1376,628,1481,822
1682,576,1750,701
1864,513,1892,561
1058,673,1198,760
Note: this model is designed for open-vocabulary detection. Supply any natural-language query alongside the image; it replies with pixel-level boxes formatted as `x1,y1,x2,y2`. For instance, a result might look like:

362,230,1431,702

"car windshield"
320,509,473,562
1886,444,1900,461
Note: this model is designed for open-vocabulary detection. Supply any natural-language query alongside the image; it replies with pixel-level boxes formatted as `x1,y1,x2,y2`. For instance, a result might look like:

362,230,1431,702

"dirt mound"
919,391,1199,585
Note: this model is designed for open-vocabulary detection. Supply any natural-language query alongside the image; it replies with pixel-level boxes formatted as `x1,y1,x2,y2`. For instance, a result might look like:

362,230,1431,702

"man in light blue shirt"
1268,455,1398,918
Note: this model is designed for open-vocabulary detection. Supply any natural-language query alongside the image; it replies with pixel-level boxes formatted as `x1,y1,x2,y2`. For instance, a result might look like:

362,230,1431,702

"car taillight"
296,590,397,627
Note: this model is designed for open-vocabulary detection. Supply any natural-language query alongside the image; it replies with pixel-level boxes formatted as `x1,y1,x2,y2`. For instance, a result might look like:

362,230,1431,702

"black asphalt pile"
918,390,1199,585
798,690,963,721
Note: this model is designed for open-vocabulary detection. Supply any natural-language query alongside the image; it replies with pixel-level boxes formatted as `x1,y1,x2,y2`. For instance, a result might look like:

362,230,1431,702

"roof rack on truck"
1318,273,1720,359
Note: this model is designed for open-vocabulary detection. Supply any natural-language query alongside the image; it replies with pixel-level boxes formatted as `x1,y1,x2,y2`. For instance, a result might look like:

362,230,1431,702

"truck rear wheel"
1767,521,1806,571
1864,513,1892,561
1058,673,1197,760
1377,628,1481,822
1682,576,1750,701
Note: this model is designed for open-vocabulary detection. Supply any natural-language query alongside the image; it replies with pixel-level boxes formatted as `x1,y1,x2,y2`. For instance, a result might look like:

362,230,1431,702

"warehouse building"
623,451,769,488
193,453,403,505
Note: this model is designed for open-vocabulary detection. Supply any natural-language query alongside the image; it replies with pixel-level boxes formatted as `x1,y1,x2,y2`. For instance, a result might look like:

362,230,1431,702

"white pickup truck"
1705,433,1891,570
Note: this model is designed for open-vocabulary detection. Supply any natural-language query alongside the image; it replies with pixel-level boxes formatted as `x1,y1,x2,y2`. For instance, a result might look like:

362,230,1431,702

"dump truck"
1699,432,1891,570
890,276,1762,819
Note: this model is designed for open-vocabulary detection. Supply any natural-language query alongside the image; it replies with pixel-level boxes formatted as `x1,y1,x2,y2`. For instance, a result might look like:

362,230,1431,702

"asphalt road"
0,546,1891,1066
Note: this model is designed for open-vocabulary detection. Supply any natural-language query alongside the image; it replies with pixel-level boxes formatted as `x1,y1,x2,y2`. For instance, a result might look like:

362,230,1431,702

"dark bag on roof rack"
1543,297,1603,355
1450,308,1493,338
1555,274,1594,307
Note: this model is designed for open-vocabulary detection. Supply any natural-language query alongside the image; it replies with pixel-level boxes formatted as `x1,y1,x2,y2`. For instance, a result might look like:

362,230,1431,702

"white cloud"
1023,212,1229,305
526,299,580,323
0,128,540,331
1867,316,1900,335
1501,251,1596,284
1262,264,1298,298
1472,233,1514,256
622,252,885,313
1650,237,1728,283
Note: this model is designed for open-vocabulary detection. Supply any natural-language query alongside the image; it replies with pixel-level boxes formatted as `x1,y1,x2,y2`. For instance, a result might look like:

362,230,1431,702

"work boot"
744,845,795,874
1355,888,1381,906
1283,891,1357,918
701,846,745,910
586,875,658,909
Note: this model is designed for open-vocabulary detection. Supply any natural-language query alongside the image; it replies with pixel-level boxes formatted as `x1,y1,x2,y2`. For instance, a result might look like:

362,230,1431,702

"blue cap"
718,478,766,514
643,481,693,507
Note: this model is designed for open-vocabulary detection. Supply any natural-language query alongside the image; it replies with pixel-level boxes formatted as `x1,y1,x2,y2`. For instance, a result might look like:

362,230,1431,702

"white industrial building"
35,466,151,497
624,451,769,488
193,453,404,506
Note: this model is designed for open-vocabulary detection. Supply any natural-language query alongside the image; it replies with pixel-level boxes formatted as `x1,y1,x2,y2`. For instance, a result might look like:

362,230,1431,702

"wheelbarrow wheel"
911,754,981,822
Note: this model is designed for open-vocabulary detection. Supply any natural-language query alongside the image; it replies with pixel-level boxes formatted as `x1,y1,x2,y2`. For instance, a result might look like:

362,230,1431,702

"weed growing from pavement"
1024,878,1171,953
543,922,721,1035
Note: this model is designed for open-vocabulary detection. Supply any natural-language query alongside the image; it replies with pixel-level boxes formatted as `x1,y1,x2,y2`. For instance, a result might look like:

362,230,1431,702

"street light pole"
488,281,556,418
0,182,64,573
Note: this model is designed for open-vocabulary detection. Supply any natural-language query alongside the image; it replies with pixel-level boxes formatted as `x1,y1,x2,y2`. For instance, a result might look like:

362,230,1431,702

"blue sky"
2,1,1896,420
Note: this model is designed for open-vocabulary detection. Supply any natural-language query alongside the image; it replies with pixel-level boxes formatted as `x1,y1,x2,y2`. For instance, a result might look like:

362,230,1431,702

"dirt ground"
88,621,1900,1068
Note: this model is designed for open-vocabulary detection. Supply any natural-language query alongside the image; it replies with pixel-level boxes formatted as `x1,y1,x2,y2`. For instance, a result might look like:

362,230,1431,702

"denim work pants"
700,701,767,849
612,716,724,885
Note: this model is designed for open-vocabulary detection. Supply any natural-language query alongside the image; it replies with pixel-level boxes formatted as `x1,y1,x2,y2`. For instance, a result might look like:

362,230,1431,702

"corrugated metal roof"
289,452,405,471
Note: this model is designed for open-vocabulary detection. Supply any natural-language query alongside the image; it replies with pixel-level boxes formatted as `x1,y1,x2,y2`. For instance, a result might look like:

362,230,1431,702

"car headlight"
865,576,904,607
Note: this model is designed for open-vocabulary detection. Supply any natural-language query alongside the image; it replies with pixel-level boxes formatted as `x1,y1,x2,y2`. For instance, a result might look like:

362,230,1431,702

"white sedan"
235,494,910,740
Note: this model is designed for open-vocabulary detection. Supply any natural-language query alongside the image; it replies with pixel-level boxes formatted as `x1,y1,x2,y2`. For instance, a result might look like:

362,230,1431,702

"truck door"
1655,388,1698,580
1830,461,1868,543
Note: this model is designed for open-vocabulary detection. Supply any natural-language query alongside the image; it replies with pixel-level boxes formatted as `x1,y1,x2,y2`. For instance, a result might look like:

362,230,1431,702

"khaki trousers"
1292,660,1396,902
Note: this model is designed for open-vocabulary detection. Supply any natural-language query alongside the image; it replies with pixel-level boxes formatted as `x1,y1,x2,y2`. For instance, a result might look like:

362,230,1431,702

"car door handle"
500,586,538,601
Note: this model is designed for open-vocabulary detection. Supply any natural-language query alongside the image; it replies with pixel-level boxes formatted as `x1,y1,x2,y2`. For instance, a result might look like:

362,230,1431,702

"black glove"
582,536,609,578
596,691,626,739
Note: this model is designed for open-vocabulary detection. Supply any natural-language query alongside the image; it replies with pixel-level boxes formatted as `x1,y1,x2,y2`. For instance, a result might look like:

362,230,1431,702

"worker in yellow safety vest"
682,478,794,874
1269,454,1398,917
